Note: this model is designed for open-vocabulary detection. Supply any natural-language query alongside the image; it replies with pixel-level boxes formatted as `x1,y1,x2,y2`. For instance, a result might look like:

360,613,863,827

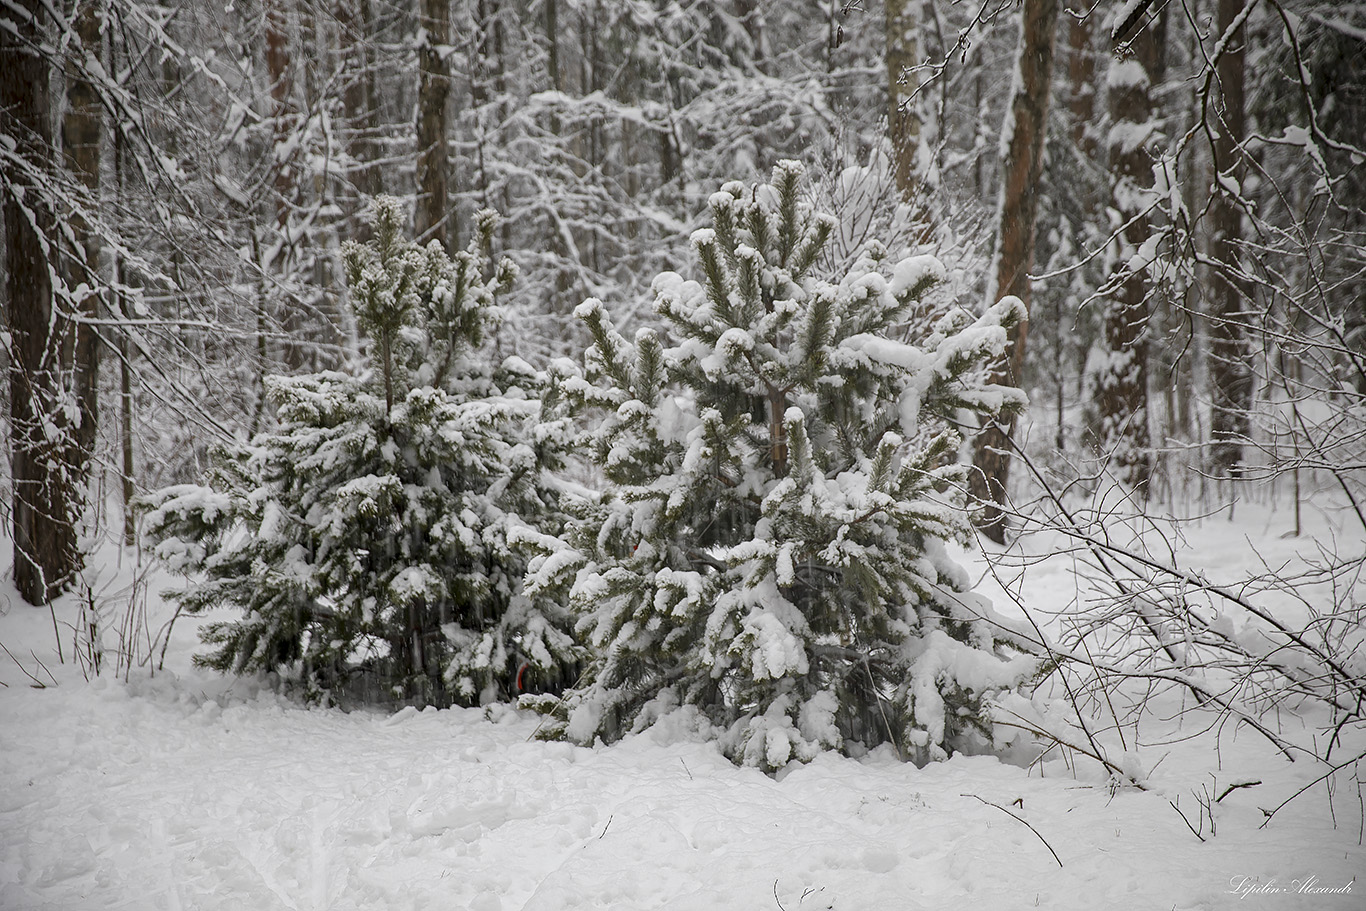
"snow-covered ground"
2,495,1362,910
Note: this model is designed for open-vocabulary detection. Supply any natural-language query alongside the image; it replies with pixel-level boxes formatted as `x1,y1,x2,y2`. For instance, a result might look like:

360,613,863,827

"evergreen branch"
791,214,836,280
694,231,733,318
774,160,804,267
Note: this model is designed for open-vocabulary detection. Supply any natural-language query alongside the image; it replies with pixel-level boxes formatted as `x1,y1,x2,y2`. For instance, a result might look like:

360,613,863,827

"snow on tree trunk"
968,0,1060,543
518,162,1035,771
1089,12,1162,492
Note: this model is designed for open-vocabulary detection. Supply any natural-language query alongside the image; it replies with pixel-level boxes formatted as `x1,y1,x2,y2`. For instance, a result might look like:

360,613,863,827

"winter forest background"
2,0,1366,905
5,0,1360,538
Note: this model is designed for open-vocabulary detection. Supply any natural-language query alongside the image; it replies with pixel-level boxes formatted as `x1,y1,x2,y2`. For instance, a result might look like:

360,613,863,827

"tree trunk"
735,0,767,71
4,0,84,603
1066,12,1096,159
885,0,920,198
546,0,560,95
338,0,380,202
1208,0,1252,474
117,263,136,546
1092,14,1163,492
264,0,318,373
119,320,136,546
265,0,295,226
63,0,103,475
104,21,136,545
416,0,453,252
968,0,1060,543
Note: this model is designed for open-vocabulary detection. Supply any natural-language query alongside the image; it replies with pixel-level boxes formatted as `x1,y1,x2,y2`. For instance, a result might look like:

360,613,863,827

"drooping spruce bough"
517,161,1037,769
143,199,580,707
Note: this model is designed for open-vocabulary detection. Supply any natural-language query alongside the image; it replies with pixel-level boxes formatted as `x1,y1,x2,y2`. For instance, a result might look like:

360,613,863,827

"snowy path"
2,662,1360,910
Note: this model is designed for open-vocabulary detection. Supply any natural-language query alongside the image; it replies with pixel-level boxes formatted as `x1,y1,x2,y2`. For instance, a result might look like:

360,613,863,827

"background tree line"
3,0,1363,605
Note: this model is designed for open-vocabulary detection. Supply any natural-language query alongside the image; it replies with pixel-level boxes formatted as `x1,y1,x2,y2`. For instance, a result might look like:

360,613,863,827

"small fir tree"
144,199,579,706
517,162,1035,768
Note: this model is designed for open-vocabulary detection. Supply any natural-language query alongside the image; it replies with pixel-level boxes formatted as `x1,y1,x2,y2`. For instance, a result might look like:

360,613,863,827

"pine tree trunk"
265,0,294,223
264,0,310,372
546,0,560,95
118,256,136,547
1053,12,1097,455
119,319,136,547
4,0,84,603
1093,18,1163,492
1208,0,1252,474
768,389,788,478
885,0,920,198
543,0,577,307
735,0,766,72
338,0,380,201
473,0,508,217
1066,12,1096,158
108,36,136,547
585,3,602,274
968,0,1060,543
63,0,103,475
416,0,453,251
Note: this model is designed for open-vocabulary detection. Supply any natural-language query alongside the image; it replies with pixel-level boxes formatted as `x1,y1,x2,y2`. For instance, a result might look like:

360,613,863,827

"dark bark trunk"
416,0,453,252
266,0,295,221
264,0,309,372
338,0,380,201
735,0,766,72
885,0,920,199
4,0,83,602
108,32,135,546
546,0,560,93
968,0,1060,543
1208,0,1252,474
1066,13,1096,159
119,317,136,546
63,0,103,474
768,388,788,478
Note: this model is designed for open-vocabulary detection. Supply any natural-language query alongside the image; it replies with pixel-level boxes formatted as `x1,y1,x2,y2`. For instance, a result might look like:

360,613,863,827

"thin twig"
49,602,65,665
30,651,58,686
994,711,1150,790
1260,751,1366,828
0,640,49,689
962,793,1063,867
1167,797,1207,842
1216,780,1262,803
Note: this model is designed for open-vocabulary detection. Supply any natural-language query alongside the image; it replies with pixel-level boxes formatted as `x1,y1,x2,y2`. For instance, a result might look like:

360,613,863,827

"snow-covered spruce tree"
143,198,579,707
516,162,1035,769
